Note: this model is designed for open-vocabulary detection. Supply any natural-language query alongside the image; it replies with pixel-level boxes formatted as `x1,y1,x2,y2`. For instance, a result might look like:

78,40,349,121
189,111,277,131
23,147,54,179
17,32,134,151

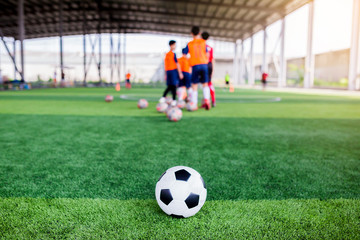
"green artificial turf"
0,198,359,239
0,87,359,239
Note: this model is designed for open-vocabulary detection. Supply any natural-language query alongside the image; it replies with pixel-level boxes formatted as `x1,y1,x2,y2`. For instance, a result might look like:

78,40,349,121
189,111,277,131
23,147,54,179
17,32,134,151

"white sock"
176,88,181,100
203,86,210,100
192,90,198,104
188,88,193,101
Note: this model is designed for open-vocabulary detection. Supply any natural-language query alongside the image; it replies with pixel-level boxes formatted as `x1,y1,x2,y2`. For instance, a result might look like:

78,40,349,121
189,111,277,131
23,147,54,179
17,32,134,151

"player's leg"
185,72,192,102
191,66,200,105
162,86,170,97
177,74,186,100
161,71,172,102
181,72,190,101
179,87,187,100
208,62,216,107
171,85,177,101
191,84,198,104
200,65,211,110
187,87,193,102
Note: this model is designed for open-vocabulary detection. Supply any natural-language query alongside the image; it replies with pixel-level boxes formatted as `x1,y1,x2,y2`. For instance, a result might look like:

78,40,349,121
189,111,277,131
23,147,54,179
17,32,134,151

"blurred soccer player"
126,71,131,89
177,48,192,101
201,31,216,107
261,72,268,91
225,72,230,88
160,40,183,105
183,26,211,110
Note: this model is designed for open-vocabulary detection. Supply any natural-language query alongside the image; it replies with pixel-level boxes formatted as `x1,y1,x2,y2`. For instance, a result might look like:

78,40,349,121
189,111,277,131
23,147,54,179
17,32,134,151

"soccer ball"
167,107,182,122
165,105,175,117
105,95,113,102
138,99,148,109
156,102,168,113
165,96,173,105
186,102,198,112
155,166,207,218
177,100,186,109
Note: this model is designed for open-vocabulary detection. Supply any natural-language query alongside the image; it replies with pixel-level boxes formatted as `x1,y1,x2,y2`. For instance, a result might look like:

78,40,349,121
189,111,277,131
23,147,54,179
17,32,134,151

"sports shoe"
204,99,211,110
171,100,177,107
159,97,166,103
200,99,206,108
212,102,216,108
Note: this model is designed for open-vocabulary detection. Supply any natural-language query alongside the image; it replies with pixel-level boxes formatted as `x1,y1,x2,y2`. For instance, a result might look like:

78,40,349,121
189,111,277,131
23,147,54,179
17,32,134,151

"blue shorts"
191,64,209,84
166,70,179,86
179,72,191,88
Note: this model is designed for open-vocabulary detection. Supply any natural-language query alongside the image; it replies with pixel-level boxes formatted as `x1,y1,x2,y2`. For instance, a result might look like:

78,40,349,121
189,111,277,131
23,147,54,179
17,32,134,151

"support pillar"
348,0,360,90
83,33,86,86
262,28,268,74
13,40,16,80
18,0,24,81
0,30,22,78
279,17,287,87
117,33,121,82
239,40,245,85
233,41,238,85
304,1,315,88
110,33,113,84
249,36,255,85
98,33,102,84
59,0,64,82
123,33,127,78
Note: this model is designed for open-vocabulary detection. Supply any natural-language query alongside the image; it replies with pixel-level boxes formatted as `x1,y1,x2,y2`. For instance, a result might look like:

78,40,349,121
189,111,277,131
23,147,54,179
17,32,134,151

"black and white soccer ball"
105,95,114,102
186,102,198,112
177,100,186,109
165,96,173,105
167,107,182,122
137,99,148,109
156,102,168,113
155,166,207,218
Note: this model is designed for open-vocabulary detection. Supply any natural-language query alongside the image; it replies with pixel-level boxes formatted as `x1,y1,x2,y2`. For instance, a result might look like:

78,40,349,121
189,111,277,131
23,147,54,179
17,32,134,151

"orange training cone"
229,84,234,92
115,82,121,91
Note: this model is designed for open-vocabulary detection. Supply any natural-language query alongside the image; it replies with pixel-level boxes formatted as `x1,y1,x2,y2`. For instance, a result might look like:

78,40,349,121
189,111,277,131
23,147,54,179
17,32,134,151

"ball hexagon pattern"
155,166,207,218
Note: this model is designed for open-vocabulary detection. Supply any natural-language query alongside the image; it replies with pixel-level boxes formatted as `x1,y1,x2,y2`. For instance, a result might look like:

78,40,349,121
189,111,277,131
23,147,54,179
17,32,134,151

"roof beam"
0,5,264,27
18,23,234,41
145,0,280,13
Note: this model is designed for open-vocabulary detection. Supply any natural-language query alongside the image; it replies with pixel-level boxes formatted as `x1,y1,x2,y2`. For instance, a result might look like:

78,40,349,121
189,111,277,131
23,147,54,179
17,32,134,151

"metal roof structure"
1,0,359,91
0,0,310,41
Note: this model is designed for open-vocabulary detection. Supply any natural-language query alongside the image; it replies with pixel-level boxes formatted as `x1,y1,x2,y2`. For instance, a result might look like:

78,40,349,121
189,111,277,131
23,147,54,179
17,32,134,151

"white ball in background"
137,99,148,109
167,108,183,122
186,102,198,112
165,97,173,105
105,95,114,102
177,100,186,109
156,102,168,113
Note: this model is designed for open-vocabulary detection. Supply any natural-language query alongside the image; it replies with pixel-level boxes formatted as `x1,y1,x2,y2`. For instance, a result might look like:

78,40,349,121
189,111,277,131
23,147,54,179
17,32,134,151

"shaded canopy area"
0,0,310,41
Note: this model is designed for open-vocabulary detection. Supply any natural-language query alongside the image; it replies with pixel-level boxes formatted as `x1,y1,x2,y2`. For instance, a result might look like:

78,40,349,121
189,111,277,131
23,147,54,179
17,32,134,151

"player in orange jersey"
125,71,131,89
183,26,211,110
160,40,183,106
